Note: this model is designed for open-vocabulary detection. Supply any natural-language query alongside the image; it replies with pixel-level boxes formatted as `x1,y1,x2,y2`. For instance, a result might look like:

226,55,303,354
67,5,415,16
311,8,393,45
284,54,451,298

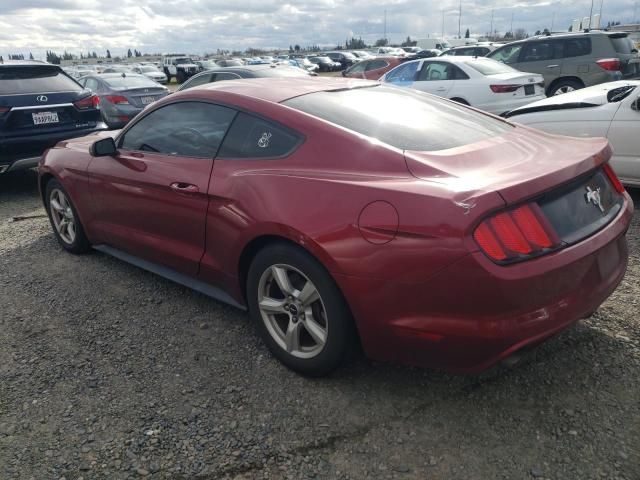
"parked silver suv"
487,31,640,95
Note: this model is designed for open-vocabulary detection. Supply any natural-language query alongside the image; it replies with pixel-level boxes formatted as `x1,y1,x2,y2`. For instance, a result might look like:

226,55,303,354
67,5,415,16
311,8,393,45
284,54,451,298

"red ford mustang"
39,78,632,376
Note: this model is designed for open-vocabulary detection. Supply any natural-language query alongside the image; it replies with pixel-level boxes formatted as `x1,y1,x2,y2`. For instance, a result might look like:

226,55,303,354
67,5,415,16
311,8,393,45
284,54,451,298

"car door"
516,40,563,84
345,61,367,78
412,60,457,96
606,94,640,184
87,101,237,276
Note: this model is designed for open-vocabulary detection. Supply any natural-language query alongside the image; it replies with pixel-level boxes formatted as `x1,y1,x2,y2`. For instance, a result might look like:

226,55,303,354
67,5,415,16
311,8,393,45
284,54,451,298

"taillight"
596,58,621,71
603,163,625,193
490,84,520,93
0,106,10,114
73,94,100,110
474,203,560,263
105,95,129,105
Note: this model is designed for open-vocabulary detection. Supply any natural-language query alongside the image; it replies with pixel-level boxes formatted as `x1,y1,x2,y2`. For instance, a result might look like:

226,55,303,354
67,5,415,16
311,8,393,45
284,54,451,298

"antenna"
441,9,445,39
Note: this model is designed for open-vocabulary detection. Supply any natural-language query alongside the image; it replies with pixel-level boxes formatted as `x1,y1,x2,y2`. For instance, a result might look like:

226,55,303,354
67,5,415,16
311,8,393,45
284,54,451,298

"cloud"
0,0,636,58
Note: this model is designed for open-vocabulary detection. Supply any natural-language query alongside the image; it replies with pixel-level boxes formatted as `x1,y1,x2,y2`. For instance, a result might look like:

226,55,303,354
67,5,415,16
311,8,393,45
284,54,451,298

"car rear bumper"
335,193,633,372
0,123,108,173
479,93,547,115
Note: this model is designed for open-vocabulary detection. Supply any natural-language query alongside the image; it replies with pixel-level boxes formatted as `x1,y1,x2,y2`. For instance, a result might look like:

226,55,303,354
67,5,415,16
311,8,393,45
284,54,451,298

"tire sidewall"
549,80,582,96
247,243,352,376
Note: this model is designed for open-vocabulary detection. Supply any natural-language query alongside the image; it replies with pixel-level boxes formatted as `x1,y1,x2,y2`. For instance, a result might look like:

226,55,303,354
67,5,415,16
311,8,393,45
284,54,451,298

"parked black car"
177,65,311,91
0,61,106,174
307,56,340,72
324,51,358,70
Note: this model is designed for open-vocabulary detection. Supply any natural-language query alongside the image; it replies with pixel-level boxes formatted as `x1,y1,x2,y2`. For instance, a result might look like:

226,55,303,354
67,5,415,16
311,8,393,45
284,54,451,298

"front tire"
45,179,91,254
176,71,185,84
247,243,354,376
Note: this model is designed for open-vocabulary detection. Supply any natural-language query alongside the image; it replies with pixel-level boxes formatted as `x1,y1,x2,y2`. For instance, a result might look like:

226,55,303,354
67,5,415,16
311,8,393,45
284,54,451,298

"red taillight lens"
105,95,129,105
603,163,625,193
596,58,621,71
474,203,560,262
0,106,10,114
490,84,520,93
73,94,100,110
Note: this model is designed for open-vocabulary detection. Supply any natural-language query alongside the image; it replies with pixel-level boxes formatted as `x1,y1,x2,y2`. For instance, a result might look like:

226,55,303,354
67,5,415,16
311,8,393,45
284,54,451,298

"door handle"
436,87,447,92
170,182,199,193
546,65,560,68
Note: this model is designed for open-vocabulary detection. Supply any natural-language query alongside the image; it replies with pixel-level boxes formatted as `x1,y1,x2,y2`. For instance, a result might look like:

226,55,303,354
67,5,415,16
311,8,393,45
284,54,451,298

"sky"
1,0,638,59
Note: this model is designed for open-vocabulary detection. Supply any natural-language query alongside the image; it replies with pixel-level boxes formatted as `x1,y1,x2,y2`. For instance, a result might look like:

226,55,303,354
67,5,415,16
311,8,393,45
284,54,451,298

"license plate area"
538,170,623,245
140,96,156,105
32,111,59,125
524,85,535,95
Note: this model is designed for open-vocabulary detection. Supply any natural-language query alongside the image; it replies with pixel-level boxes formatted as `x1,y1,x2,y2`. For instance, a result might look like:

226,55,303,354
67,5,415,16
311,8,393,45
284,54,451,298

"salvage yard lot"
0,170,639,480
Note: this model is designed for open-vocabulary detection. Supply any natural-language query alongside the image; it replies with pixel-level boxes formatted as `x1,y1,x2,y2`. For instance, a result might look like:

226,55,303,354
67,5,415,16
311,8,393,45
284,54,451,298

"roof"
196,77,376,103
0,60,52,67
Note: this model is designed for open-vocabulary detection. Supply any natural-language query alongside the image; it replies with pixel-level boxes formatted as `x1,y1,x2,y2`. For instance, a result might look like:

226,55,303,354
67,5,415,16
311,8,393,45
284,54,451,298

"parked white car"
131,65,168,84
506,80,640,187
380,56,545,115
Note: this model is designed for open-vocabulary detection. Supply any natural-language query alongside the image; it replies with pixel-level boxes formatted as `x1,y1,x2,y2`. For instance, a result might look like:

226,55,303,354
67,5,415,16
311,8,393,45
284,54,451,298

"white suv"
162,56,199,84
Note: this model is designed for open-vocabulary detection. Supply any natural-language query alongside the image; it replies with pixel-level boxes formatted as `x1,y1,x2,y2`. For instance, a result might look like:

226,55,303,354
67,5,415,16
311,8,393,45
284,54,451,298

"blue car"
0,60,106,174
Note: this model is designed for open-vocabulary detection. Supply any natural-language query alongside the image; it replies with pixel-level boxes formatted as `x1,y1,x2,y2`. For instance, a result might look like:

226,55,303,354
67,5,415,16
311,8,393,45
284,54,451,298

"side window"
181,73,213,90
218,112,302,159
451,65,469,79
214,72,242,81
385,62,419,82
476,47,490,56
563,38,591,58
366,60,388,71
84,78,99,91
120,102,236,158
489,44,523,64
348,62,367,74
417,62,455,81
521,41,560,62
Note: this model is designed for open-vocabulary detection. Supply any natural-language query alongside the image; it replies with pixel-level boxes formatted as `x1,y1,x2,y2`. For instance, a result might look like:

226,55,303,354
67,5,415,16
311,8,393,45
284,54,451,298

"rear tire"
548,79,583,96
45,179,91,254
247,243,354,376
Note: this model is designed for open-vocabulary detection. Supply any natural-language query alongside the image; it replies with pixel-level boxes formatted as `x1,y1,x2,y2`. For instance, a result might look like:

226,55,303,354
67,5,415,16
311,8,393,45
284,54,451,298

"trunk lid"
120,87,168,108
404,127,611,205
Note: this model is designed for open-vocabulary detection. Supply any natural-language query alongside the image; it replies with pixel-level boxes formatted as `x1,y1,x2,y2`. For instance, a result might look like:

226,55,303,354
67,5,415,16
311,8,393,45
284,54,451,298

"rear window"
464,59,519,75
609,35,635,54
283,85,512,151
103,75,160,89
0,66,80,95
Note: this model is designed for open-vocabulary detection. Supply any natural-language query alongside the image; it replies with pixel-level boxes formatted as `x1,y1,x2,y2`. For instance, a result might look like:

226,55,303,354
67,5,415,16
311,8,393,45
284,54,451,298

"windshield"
0,66,80,94
103,75,161,89
284,85,511,151
464,59,519,75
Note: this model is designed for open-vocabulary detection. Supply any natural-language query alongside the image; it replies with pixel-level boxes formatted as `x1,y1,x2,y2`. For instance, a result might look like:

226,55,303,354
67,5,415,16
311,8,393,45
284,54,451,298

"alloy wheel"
553,85,576,96
257,264,328,359
49,189,76,245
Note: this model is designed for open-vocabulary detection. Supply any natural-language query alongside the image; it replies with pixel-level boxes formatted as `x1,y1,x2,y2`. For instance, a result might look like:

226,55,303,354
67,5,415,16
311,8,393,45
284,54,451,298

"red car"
39,78,632,376
342,56,403,80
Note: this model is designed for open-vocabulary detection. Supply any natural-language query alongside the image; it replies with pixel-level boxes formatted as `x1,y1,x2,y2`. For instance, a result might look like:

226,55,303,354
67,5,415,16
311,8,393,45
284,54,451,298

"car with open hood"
506,80,640,187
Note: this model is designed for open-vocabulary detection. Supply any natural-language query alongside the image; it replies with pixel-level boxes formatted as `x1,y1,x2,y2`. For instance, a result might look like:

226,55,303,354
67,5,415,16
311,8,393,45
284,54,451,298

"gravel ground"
1,169,639,480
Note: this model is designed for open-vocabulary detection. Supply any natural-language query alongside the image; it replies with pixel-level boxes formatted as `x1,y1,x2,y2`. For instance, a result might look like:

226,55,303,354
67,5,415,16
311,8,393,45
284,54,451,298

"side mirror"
632,97,640,111
90,137,117,157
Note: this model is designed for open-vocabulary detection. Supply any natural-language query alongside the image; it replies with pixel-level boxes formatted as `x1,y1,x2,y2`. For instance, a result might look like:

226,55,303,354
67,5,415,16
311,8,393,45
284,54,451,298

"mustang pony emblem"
585,186,605,213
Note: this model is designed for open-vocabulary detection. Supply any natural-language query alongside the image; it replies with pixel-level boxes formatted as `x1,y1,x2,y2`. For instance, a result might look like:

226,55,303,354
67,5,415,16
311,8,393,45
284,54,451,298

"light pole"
458,0,462,38
489,9,494,40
